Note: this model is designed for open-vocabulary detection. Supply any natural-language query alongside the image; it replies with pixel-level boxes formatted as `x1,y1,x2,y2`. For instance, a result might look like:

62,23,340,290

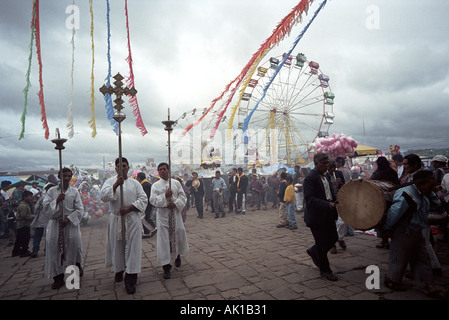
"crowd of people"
0,151,448,298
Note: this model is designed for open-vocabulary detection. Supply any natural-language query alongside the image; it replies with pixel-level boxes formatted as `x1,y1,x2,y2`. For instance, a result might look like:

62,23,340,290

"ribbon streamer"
87,0,97,138
34,0,50,140
125,0,148,136
19,1,37,140
182,0,315,137
66,0,76,138
103,0,119,135
242,0,328,143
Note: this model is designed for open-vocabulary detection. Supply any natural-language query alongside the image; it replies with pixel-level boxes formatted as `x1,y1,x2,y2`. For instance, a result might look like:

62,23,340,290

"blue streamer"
104,0,119,135
242,0,328,143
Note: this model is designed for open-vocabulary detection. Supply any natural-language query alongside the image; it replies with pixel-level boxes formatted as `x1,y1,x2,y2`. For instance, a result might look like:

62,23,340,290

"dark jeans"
32,227,45,253
237,191,246,211
12,226,30,255
228,190,236,212
195,194,203,218
308,221,338,273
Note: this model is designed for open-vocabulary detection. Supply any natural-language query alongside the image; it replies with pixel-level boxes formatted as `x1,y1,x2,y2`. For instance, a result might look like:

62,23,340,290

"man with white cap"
431,155,448,185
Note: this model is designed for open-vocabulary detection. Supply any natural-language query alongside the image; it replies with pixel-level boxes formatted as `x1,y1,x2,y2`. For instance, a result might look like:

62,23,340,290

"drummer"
303,152,339,281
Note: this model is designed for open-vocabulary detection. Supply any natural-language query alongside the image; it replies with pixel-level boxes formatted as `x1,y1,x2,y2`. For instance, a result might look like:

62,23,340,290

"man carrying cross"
99,73,147,294
100,157,147,294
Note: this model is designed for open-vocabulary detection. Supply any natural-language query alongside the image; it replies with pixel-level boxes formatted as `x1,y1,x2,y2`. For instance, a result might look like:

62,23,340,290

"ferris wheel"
240,52,335,165
172,108,229,167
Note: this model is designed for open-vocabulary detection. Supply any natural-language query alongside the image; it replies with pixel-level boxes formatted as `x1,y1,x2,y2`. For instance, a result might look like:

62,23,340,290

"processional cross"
99,72,138,268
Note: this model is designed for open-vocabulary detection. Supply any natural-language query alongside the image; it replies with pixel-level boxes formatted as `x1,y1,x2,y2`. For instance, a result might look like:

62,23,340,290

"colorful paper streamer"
19,1,37,141
103,0,119,135
66,0,76,138
34,0,50,140
182,0,315,138
87,0,97,138
125,0,148,136
20,0,50,140
242,0,328,143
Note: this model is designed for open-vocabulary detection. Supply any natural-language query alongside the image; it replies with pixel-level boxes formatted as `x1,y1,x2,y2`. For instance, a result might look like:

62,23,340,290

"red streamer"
183,0,314,137
34,0,50,140
125,0,147,136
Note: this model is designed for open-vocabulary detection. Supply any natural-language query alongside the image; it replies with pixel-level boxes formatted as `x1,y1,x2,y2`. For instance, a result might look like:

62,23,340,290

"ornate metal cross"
98,73,138,268
99,73,137,120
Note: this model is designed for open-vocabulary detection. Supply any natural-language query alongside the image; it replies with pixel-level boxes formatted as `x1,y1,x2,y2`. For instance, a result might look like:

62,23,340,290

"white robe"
100,177,147,274
43,186,84,278
150,178,189,266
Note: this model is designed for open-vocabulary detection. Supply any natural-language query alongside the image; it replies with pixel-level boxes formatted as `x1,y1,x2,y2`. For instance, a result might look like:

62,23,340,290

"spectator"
249,174,262,211
276,172,289,228
284,175,297,230
11,191,34,258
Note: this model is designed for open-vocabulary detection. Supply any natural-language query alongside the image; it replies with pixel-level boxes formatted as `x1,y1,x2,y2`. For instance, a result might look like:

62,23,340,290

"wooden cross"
99,73,137,117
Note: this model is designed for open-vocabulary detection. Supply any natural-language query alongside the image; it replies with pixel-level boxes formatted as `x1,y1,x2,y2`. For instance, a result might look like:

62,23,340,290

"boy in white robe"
150,162,189,279
100,157,148,294
43,168,84,289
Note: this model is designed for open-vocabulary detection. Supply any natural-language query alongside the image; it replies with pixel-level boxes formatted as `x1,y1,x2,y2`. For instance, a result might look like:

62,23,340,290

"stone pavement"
0,206,448,302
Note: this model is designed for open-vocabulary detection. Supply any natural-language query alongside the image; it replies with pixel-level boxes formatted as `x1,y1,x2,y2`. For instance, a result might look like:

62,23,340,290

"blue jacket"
384,184,439,232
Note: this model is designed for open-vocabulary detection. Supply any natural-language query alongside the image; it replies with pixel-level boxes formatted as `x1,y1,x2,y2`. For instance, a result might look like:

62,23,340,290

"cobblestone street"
1,207,448,304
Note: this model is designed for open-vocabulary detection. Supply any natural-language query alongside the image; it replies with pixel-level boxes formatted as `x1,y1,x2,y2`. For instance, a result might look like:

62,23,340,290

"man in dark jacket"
236,168,248,214
187,172,205,219
304,153,339,281
137,172,156,238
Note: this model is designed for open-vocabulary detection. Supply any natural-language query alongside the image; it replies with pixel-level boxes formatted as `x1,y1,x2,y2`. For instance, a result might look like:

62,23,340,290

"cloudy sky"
1,0,448,172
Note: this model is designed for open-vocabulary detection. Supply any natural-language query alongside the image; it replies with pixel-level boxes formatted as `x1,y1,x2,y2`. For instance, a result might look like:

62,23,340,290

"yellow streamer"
226,47,270,140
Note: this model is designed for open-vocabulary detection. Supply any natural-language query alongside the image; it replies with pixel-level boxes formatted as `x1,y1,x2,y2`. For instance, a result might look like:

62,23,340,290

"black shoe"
433,268,443,277
163,264,172,279
320,272,338,281
11,252,20,257
124,273,137,294
19,251,32,258
306,248,320,268
30,251,38,258
115,271,124,282
175,255,181,268
338,240,347,250
52,274,65,289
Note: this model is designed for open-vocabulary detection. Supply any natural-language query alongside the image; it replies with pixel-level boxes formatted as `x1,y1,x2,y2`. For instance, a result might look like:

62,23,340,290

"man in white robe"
150,162,189,279
43,168,84,289
100,157,147,294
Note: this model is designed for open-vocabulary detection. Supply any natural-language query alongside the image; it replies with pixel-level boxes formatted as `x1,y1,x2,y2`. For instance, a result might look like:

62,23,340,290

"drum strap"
400,192,418,225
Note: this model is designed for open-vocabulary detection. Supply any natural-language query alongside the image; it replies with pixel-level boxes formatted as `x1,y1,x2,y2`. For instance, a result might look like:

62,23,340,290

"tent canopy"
354,145,380,156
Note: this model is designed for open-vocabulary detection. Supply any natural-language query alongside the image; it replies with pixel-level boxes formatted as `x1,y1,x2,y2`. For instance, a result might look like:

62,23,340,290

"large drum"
336,179,396,231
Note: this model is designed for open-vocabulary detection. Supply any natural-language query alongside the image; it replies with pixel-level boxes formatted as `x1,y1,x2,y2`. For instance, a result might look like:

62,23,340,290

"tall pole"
99,73,138,270
162,108,176,252
51,128,67,265
114,110,126,269
162,108,175,190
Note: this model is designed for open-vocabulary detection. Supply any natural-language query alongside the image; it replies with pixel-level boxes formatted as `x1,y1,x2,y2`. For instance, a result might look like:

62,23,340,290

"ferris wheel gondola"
240,52,335,165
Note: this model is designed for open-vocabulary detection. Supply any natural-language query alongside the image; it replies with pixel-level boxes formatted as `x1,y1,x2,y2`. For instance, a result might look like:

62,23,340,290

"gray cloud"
1,0,448,172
